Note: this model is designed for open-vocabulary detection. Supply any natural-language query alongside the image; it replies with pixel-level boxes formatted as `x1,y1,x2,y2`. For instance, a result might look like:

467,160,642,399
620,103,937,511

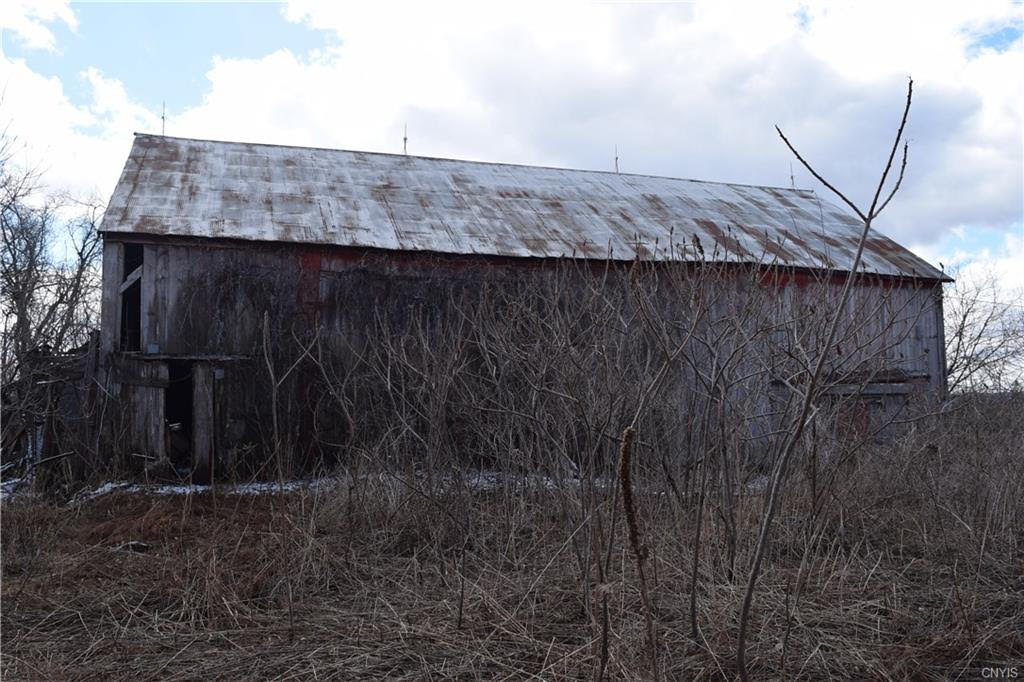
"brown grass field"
3,404,1022,682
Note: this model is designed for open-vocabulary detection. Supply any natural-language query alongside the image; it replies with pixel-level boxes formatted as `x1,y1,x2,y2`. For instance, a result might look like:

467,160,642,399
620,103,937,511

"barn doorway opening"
119,244,143,351
119,283,141,350
165,360,193,475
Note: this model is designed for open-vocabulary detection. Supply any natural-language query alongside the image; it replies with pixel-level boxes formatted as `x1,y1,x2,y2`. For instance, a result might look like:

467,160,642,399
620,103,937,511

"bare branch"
874,141,909,217
775,125,868,223
867,79,914,218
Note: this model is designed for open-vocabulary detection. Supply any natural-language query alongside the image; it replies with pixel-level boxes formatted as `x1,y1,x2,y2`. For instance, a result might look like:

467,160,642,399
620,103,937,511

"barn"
98,133,950,480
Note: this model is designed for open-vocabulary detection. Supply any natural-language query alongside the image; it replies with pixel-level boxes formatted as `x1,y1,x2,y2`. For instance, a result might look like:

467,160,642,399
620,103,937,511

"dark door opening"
165,360,193,475
119,244,144,351
120,282,141,351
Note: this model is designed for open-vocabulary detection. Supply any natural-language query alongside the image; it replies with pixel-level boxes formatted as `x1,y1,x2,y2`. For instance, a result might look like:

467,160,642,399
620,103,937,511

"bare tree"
0,128,103,474
944,267,1024,393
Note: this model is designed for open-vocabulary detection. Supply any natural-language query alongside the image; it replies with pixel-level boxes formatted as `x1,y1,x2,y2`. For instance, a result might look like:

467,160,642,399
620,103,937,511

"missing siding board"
165,360,193,473
120,281,142,351
119,244,144,351
124,243,143,277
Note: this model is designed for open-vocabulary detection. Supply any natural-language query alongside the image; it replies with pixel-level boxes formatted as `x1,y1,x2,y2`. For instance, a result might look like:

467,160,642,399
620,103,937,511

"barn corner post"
934,281,949,399
736,78,915,682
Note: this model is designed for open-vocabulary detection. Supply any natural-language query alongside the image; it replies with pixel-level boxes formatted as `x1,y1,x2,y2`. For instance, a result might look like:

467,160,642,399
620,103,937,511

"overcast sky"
1,1,1021,290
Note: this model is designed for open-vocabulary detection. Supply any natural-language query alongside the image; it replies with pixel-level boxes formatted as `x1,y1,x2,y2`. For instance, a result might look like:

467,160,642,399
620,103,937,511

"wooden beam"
130,353,251,362
119,265,143,294
826,382,927,396
112,368,169,388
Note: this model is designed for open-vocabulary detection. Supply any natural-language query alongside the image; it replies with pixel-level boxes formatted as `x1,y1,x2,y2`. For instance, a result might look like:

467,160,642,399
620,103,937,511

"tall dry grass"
3,391,1021,679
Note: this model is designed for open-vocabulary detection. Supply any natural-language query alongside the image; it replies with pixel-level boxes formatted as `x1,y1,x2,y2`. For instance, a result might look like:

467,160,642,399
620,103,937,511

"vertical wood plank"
932,285,948,396
123,358,167,462
100,241,123,356
155,245,169,351
165,247,187,354
213,366,225,479
148,361,168,461
141,244,159,353
192,362,214,482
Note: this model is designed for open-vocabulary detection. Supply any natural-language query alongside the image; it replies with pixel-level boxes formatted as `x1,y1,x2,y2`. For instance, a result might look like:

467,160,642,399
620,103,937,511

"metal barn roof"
101,134,947,280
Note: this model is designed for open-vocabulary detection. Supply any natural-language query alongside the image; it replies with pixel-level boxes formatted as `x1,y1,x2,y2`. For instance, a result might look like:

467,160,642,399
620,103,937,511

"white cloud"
0,0,76,53
2,0,1021,304
947,230,1024,296
0,55,157,203
80,67,159,136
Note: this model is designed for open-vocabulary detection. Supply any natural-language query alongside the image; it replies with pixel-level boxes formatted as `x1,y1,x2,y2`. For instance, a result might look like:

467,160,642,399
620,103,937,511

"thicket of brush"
4,258,1022,680
2,394,1021,679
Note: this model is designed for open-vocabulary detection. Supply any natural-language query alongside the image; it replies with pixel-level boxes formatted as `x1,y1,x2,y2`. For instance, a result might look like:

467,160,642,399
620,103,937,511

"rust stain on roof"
694,219,754,261
101,134,948,280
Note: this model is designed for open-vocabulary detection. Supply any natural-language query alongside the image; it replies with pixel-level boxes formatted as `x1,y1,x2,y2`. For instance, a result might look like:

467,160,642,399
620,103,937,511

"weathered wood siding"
100,237,947,397
112,356,167,461
98,235,948,474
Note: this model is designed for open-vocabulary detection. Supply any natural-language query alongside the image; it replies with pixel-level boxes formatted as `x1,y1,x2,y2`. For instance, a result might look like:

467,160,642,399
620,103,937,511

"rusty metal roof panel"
101,134,948,279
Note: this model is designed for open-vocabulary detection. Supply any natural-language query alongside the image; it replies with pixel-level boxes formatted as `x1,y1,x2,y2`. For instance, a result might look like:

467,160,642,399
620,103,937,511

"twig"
618,426,659,682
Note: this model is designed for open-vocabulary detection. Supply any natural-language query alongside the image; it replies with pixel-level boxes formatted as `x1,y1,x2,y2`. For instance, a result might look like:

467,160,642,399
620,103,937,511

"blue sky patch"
928,221,1020,271
793,5,811,31
2,2,334,116
967,23,1022,55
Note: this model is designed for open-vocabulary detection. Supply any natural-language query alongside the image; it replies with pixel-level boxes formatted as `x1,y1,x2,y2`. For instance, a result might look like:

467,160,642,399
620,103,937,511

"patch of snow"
227,481,318,495
746,475,771,492
69,478,331,504
448,469,612,492
51,471,618,506
1,477,27,501
149,484,212,496
69,481,134,505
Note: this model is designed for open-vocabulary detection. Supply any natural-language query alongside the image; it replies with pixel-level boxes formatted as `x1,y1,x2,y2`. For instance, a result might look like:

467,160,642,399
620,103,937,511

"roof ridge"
133,132,815,194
